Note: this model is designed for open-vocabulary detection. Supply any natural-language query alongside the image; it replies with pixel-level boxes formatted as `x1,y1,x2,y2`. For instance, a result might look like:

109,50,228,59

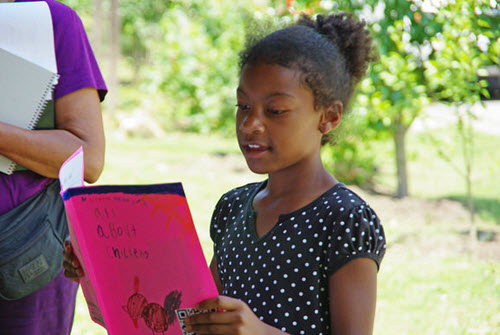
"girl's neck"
265,158,337,200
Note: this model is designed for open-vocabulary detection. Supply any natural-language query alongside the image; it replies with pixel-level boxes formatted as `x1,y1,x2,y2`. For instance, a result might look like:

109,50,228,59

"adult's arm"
0,87,105,183
329,257,379,335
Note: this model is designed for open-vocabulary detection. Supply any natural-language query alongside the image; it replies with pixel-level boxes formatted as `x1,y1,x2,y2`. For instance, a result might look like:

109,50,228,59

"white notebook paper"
0,48,58,175
0,2,57,75
0,1,58,175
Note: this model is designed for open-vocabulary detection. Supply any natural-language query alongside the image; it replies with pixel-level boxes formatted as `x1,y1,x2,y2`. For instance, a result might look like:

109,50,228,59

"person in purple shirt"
0,0,107,333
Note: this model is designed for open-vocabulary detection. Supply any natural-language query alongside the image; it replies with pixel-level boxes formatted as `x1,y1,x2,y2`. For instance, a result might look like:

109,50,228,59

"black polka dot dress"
210,181,386,334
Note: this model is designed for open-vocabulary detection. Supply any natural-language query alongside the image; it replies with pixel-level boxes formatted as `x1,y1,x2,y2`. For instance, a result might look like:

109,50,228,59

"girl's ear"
319,101,343,134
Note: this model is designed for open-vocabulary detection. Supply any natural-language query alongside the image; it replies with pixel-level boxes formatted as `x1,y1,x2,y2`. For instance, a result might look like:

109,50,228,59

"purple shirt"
1,2,107,334
0,0,107,215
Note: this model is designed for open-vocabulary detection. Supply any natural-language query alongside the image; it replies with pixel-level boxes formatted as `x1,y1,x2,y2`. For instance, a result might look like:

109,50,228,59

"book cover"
59,149,219,335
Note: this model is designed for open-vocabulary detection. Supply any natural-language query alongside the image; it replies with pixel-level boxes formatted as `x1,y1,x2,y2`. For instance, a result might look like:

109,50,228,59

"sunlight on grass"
377,251,500,335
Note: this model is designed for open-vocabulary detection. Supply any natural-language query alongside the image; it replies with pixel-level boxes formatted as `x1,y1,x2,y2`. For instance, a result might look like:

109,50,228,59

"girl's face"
236,63,325,176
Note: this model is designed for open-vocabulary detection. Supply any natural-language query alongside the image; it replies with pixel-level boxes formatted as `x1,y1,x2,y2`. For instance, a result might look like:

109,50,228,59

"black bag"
0,180,69,300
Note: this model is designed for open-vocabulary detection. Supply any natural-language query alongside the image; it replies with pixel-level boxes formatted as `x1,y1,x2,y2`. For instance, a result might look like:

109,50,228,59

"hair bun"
298,12,376,84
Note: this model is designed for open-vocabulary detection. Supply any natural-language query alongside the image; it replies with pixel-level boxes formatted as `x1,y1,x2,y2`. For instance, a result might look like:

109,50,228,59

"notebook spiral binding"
27,73,59,130
4,73,59,175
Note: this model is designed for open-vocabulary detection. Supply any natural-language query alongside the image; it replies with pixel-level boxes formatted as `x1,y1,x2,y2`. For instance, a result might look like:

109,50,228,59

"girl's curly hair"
239,12,377,112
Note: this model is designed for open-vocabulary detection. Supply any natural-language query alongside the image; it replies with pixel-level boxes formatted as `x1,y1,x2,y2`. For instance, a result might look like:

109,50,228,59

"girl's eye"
267,109,287,115
235,104,250,112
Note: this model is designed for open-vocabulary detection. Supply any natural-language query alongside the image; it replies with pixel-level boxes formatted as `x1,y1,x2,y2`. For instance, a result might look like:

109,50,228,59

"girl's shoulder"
324,183,382,230
293,183,377,222
323,184,386,273
210,180,264,222
326,183,368,206
210,181,264,243
216,181,264,206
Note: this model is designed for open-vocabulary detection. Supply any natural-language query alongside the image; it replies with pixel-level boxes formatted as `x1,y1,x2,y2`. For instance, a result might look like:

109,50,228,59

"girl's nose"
239,109,265,134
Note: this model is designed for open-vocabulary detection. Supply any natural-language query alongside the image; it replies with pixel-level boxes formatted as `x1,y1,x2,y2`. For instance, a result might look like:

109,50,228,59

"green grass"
377,254,499,335
70,128,500,335
373,127,500,223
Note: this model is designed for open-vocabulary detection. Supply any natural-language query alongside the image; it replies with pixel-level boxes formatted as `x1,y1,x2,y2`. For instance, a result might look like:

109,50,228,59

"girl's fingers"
186,310,239,325
185,297,250,333
185,322,235,334
185,310,247,334
195,295,244,312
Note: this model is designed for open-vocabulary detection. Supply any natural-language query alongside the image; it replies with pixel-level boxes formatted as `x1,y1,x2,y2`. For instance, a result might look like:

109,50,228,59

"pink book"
59,149,219,335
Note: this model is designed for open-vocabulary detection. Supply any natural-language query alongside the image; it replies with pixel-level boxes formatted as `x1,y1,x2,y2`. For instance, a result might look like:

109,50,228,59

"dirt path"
347,185,500,261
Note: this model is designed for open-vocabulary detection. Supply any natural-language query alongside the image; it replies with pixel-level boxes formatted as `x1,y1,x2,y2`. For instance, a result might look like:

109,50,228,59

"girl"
64,12,386,335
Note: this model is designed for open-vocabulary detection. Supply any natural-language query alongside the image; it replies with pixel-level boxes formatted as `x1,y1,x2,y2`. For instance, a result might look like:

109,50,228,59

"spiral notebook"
0,47,58,175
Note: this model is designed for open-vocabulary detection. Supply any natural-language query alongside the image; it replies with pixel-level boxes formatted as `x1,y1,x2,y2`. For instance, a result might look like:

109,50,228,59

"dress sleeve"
327,204,386,275
209,193,229,245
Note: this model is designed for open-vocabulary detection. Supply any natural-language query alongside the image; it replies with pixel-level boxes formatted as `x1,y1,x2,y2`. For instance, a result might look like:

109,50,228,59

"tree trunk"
460,110,476,241
92,0,104,62
108,0,120,116
466,168,476,241
394,122,408,198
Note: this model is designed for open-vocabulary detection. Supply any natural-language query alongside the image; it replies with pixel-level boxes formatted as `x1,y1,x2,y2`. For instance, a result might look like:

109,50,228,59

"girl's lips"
243,143,270,157
246,143,267,150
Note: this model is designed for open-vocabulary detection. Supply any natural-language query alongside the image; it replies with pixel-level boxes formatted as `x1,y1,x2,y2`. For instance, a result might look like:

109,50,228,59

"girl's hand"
184,295,288,335
62,240,83,282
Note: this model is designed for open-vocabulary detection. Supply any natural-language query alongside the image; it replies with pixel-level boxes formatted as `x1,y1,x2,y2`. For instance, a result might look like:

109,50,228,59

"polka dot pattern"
210,181,386,334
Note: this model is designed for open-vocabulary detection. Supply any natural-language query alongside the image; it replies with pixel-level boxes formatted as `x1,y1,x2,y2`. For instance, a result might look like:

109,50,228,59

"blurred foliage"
143,2,248,132
421,0,500,230
289,0,499,192
321,107,380,187
66,0,500,190
425,0,499,103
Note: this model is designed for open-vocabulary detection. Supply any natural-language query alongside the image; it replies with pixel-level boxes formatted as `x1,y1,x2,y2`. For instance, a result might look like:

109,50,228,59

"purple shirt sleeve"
0,0,107,215
50,0,107,101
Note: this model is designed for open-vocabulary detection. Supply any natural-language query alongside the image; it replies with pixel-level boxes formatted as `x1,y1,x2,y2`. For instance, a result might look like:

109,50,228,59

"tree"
287,0,499,201
286,0,437,197
108,0,120,116
91,0,104,62
424,0,500,240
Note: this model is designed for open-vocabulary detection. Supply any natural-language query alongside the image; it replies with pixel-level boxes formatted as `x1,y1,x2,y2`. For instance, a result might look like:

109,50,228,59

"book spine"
3,159,16,176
